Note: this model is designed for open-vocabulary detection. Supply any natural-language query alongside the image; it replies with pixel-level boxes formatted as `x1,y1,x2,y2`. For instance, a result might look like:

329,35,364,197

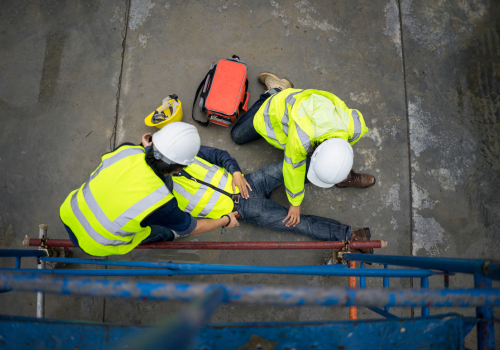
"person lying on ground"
165,142,373,254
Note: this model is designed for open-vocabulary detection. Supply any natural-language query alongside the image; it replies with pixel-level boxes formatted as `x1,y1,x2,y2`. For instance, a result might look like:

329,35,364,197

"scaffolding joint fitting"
332,241,351,265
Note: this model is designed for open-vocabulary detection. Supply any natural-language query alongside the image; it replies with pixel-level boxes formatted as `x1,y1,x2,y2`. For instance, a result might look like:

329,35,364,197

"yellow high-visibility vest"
172,157,238,219
60,145,174,256
253,89,369,206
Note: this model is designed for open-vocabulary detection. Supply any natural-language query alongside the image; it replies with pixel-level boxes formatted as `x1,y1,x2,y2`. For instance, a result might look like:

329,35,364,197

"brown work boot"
258,72,294,90
336,170,376,189
351,228,373,254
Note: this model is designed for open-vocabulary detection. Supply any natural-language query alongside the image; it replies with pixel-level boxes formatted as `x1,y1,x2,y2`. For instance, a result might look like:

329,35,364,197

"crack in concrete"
103,0,132,323
397,0,414,316
110,0,132,151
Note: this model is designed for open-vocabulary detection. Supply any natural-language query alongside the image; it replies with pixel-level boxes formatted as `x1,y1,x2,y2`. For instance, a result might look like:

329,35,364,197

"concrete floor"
0,0,499,347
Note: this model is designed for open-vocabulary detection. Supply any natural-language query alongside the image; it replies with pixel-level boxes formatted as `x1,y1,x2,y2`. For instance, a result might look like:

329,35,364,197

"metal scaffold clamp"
331,240,351,265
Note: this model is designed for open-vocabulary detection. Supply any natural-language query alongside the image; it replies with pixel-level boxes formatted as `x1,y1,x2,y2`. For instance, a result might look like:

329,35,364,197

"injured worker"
167,134,374,254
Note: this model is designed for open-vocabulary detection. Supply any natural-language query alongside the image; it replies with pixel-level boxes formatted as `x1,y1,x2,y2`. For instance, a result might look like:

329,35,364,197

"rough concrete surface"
0,0,499,348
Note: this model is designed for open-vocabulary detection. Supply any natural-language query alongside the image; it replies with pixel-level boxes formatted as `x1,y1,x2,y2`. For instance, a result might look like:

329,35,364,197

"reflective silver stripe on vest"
295,123,311,153
90,148,145,182
284,155,306,169
174,169,230,217
185,165,220,213
193,158,212,171
114,185,172,229
77,146,170,245
199,170,229,217
181,158,219,212
82,181,171,238
70,192,132,246
348,110,361,143
285,187,305,199
264,95,286,149
281,90,303,136
82,183,133,237
173,182,191,200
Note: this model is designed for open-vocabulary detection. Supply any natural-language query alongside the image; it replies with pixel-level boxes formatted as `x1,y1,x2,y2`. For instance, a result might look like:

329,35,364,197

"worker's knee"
230,127,245,145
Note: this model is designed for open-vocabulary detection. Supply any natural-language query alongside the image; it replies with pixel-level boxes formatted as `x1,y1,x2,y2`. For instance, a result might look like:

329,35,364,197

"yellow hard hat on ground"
145,94,183,129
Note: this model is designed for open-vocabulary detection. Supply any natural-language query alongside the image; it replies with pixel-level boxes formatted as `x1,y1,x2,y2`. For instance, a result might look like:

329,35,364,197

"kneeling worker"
170,144,373,253
59,122,239,257
231,74,376,227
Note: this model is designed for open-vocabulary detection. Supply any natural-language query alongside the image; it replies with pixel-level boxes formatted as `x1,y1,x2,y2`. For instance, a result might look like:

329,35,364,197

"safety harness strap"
176,170,234,199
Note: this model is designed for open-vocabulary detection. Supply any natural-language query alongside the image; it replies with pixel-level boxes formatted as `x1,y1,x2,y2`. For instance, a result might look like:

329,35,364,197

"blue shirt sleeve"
197,146,242,174
141,198,197,237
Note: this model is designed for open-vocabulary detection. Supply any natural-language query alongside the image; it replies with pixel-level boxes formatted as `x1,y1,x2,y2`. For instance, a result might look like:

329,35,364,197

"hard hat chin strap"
152,144,175,164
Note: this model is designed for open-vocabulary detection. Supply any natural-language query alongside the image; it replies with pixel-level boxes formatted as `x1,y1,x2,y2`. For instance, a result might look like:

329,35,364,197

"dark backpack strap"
177,170,234,198
238,78,249,112
192,66,216,127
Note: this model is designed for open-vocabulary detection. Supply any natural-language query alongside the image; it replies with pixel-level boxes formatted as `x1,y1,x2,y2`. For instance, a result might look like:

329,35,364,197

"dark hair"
145,146,185,175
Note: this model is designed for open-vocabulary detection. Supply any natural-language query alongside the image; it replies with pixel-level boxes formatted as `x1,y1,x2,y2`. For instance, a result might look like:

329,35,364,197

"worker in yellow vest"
170,145,373,254
231,73,376,227
60,122,239,257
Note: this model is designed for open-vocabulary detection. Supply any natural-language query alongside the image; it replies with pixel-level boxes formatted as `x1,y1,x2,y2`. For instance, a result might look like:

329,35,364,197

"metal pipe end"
39,224,48,230
380,240,388,249
22,235,30,247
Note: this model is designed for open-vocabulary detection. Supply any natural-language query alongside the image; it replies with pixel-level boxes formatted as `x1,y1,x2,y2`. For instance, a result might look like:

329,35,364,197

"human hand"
224,211,240,229
232,171,252,199
141,133,152,148
283,205,301,227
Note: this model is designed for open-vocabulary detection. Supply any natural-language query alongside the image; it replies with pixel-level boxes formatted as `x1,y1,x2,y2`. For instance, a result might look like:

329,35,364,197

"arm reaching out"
190,212,239,235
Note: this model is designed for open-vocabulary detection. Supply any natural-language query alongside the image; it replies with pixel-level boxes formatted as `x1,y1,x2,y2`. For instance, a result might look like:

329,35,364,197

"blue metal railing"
1,271,499,307
0,247,498,349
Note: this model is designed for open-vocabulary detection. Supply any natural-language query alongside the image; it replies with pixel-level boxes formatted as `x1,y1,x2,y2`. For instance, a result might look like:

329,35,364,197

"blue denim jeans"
237,160,352,241
231,91,273,145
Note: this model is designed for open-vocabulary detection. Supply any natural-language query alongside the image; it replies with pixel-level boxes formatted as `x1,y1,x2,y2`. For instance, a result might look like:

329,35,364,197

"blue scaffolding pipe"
41,257,349,269
0,268,231,277
474,273,495,349
1,272,499,308
0,266,437,278
38,257,438,277
383,265,390,288
0,249,47,258
344,254,500,279
383,265,390,312
359,262,366,288
421,277,430,317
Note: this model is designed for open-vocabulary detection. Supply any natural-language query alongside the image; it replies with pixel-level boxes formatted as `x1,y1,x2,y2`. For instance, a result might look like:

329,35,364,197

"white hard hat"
307,138,353,188
151,122,201,165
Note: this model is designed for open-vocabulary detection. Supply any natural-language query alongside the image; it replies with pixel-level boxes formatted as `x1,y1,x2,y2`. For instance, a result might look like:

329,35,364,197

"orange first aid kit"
192,55,249,127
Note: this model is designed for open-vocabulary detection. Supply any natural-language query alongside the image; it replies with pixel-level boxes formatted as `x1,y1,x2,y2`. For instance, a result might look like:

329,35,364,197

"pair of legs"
237,160,352,241
231,90,277,145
